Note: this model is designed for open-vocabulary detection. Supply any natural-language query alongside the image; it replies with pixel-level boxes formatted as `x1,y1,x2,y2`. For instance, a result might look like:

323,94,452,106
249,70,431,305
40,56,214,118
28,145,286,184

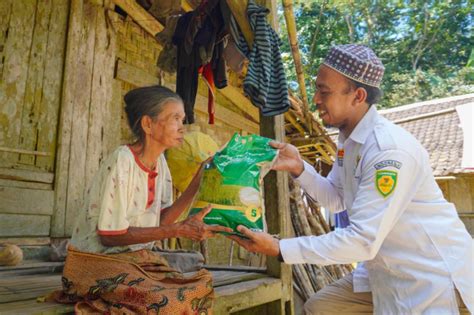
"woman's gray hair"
124,85,183,145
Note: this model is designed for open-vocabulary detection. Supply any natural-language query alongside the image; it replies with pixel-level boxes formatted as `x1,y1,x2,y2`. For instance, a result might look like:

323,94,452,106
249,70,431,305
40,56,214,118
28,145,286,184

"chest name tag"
376,170,397,198
337,149,344,167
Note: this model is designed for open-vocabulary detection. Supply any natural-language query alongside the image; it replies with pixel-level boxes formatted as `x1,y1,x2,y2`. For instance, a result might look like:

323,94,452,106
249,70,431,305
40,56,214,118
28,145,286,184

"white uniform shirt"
280,106,473,314
71,146,173,254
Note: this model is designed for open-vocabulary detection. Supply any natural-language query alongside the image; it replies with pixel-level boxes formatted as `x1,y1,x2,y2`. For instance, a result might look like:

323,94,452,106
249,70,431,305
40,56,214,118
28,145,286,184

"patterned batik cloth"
50,247,214,314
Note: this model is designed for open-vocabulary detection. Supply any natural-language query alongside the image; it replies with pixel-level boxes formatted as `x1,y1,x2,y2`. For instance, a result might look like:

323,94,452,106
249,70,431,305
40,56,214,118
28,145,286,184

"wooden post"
258,0,293,313
261,114,294,314
52,0,85,237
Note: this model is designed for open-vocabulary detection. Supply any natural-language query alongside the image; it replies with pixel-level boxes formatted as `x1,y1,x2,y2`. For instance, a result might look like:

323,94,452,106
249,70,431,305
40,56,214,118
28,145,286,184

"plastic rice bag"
188,133,277,236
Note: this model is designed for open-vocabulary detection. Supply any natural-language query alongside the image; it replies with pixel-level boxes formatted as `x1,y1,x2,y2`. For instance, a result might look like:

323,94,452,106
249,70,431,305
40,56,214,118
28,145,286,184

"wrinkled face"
146,100,185,149
313,65,357,128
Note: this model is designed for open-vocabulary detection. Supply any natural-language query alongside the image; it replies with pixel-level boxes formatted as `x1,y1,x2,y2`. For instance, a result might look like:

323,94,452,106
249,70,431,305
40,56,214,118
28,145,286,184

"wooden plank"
102,12,121,157
0,261,63,277
0,147,51,157
64,0,97,236
0,0,13,78
51,0,85,237
211,271,266,287
218,85,259,122
0,299,73,315
0,186,53,215
181,0,194,11
18,0,52,165
194,94,259,134
204,265,266,272
226,0,254,49
112,0,163,36
448,177,473,213
196,79,259,123
0,168,54,183
0,178,51,190
105,79,123,154
0,214,50,237
0,237,50,246
84,6,118,193
0,1,36,168
115,58,159,87
214,277,282,314
0,274,62,303
35,0,70,171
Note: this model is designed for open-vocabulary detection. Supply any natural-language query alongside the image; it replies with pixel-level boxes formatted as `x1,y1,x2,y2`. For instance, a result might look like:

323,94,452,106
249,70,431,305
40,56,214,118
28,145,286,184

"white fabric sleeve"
281,149,422,265
97,153,131,235
295,160,345,213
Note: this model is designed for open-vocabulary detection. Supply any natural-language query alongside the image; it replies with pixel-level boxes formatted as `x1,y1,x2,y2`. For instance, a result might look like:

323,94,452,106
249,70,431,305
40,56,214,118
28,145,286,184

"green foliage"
279,0,473,108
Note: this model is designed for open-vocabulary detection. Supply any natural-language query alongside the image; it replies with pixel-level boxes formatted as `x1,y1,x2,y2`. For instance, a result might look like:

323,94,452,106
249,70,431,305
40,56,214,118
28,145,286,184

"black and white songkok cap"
323,44,384,88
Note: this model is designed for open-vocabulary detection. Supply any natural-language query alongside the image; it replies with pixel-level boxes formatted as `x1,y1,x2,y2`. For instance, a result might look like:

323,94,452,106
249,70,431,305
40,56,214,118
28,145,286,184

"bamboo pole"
313,265,330,291
282,0,313,134
306,195,331,233
295,264,315,298
306,208,326,236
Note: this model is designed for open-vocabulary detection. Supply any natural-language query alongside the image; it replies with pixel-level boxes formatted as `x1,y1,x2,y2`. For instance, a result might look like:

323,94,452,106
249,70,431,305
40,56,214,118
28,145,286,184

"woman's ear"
141,115,153,135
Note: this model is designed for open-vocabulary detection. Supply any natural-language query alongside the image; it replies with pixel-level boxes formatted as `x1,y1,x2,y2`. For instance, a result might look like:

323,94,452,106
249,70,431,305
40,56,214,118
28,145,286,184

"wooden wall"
437,175,474,236
0,0,69,240
0,0,262,247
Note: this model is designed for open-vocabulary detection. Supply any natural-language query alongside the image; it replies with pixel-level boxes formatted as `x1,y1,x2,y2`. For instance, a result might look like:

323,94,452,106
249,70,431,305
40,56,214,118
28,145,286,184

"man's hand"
227,225,280,257
270,141,304,177
177,205,232,241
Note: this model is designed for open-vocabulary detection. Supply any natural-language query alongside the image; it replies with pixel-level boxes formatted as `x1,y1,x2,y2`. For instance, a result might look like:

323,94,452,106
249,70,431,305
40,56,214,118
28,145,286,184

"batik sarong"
50,247,214,314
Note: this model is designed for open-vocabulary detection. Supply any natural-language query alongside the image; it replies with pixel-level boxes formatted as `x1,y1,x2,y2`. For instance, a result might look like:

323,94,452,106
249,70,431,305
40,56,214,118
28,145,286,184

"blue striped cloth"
232,0,290,116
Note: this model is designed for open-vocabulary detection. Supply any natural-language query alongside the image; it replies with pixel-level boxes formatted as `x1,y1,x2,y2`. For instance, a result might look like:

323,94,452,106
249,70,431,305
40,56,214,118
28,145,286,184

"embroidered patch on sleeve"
374,160,402,170
375,170,397,197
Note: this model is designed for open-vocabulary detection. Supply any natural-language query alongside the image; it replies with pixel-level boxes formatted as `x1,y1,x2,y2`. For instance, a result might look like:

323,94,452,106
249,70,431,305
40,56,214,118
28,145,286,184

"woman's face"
145,100,185,149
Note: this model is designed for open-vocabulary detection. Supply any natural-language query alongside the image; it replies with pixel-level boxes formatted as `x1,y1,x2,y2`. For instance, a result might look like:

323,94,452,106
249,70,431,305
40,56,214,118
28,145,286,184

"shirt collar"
338,105,380,145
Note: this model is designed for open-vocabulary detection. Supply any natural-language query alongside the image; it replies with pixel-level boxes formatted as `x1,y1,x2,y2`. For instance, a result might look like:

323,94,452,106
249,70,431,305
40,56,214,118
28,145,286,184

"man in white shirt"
228,44,473,314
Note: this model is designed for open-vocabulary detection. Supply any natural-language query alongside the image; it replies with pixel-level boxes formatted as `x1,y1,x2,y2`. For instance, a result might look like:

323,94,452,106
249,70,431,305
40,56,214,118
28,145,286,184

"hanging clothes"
231,0,290,116
172,0,227,124
198,64,216,124
156,15,180,73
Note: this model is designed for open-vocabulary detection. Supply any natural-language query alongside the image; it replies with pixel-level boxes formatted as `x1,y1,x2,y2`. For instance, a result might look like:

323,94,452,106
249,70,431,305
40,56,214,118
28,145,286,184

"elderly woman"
53,86,230,314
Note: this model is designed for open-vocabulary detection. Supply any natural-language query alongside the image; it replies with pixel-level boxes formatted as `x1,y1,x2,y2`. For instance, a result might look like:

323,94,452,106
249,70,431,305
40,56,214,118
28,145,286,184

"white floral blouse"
70,145,173,254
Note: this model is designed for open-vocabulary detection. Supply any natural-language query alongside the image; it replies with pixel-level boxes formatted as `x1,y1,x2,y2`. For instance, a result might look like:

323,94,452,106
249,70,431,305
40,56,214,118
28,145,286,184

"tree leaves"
278,0,473,108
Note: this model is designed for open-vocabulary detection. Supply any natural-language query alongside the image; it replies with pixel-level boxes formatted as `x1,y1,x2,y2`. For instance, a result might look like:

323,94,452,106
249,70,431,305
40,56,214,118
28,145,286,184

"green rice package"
188,133,277,236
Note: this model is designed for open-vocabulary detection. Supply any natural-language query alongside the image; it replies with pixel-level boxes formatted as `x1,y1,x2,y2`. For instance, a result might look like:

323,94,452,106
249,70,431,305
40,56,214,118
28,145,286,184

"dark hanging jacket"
172,0,227,124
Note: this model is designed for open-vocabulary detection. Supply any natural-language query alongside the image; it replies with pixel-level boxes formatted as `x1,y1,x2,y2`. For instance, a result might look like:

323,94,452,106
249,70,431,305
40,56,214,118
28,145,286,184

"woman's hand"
176,205,232,241
270,141,305,177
